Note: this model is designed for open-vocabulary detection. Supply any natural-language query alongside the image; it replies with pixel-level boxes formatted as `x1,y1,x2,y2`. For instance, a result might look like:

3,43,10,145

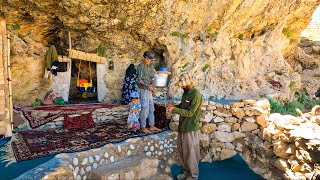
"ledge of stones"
169,99,320,180
22,131,178,180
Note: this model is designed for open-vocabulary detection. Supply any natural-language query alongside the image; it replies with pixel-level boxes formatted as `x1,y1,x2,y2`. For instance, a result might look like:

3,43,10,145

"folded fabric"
64,113,95,130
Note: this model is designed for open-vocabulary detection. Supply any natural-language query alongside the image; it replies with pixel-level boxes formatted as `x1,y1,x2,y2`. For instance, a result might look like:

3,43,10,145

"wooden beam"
69,49,106,64
7,34,13,134
68,31,72,50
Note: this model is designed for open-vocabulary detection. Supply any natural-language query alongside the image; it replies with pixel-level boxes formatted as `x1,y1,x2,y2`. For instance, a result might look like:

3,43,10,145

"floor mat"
12,119,168,161
14,103,120,129
0,137,54,180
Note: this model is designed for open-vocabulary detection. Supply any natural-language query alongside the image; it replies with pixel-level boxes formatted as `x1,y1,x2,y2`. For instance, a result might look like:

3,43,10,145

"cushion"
64,113,95,130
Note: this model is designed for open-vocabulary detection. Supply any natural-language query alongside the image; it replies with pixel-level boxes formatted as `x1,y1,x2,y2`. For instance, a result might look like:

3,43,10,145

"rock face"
1,0,319,104
294,38,320,98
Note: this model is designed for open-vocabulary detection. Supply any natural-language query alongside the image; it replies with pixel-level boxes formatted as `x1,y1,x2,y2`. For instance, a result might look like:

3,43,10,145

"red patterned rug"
12,104,169,161
12,119,169,161
14,103,120,129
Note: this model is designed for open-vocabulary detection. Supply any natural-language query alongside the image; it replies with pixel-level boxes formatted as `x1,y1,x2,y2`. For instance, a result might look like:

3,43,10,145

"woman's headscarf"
125,64,136,77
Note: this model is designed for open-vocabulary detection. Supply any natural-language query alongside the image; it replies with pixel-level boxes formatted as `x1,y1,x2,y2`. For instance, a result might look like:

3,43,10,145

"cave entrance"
68,60,98,104
153,49,166,70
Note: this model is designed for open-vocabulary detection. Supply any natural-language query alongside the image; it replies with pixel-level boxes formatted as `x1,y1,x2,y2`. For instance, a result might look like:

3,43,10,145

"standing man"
167,73,203,180
137,51,161,133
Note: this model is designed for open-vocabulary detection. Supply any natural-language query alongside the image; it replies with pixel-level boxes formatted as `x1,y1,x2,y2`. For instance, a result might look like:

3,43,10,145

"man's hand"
148,85,155,92
167,106,175,112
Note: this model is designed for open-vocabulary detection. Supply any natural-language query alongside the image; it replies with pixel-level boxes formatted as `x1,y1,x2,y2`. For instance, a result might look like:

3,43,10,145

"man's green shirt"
173,88,202,133
136,62,155,90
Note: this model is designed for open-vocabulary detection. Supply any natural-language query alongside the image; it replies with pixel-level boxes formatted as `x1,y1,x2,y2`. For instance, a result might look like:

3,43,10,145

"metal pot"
153,74,168,87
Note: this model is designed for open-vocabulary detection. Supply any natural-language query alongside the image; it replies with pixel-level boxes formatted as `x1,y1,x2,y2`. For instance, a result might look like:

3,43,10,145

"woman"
121,64,138,105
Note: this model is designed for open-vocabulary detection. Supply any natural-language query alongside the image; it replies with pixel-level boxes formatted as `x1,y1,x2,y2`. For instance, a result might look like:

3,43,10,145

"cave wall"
0,0,319,104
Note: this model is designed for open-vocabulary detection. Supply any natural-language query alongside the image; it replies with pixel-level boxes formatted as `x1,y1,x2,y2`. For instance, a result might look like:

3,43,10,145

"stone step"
143,173,173,180
90,155,159,180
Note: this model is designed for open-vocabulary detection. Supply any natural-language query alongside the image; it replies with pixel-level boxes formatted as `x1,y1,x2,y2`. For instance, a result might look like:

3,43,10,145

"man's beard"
183,87,189,93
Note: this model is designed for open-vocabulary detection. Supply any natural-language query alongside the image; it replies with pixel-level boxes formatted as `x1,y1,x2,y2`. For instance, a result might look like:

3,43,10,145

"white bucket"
153,74,168,87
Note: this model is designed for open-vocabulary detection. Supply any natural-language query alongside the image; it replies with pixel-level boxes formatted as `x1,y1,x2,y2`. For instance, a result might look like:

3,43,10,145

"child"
127,91,141,132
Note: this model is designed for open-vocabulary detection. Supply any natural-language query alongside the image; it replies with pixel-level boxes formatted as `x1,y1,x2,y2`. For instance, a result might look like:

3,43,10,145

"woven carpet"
14,103,119,129
12,119,168,161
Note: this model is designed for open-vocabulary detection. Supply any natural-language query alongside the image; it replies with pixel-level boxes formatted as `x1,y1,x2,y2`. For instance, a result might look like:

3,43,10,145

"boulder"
255,99,270,110
225,117,238,123
220,149,236,160
244,107,265,116
273,140,290,158
169,122,179,132
213,116,224,123
213,108,232,117
230,101,245,108
217,123,232,132
212,131,235,142
243,100,256,106
201,112,214,123
273,158,289,171
231,107,245,119
256,115,268,128
241,121,258,132
232,123,240,131
201,124,217,134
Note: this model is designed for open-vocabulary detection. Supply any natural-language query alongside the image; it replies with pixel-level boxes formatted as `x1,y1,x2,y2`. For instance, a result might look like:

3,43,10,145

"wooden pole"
68,31,72,51
7,34,13,134
0,19,12,136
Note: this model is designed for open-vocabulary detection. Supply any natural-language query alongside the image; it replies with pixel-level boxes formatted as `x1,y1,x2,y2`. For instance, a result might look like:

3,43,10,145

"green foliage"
10,49,16,57
206,25,213,32
53,97,65,105
182,62,189,69
282,28,294,38
289,81,296,91
230,53,235,60
269,92,318,116
171,31,181,37
119,15,128,22
171,31,188,44
11,22,21,31
31,98,42,107
284,100,305,116
208,31,219,40
309,99,320,107
97,45,106,57
202,64,210,72
269,98,287,114
119,15,128,28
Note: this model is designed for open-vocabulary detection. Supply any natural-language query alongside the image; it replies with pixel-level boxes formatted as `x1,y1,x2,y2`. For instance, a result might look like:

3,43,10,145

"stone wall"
168,99,320,180
293,38,320,98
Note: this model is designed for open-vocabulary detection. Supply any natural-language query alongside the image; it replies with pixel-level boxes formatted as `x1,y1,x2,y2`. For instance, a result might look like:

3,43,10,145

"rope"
89,61,92,84
77,60,82,86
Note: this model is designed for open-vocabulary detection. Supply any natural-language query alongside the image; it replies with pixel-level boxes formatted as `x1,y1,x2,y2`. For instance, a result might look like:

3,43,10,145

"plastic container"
153,74,168,87
158,67,169,72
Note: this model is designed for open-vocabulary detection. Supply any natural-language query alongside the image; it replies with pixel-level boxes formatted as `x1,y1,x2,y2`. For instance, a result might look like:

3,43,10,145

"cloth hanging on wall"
45,45,58,70
44,45,58,78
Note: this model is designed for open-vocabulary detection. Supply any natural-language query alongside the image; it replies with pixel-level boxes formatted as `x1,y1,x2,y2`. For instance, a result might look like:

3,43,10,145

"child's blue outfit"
128,101,141,131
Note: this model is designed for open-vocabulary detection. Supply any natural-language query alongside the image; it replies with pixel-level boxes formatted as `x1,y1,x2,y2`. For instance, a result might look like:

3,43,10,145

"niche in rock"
152,49,167,71
69,60,98,103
